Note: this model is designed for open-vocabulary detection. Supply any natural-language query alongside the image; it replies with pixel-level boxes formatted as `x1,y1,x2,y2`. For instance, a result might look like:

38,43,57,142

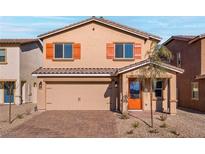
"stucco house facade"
0,39,42,105
164,35,205,112
32,17,183,114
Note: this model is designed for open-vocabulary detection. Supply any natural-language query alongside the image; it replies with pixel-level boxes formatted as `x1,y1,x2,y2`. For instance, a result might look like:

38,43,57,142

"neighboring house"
32,17,183,114
0,39,43,105
164,35,205,112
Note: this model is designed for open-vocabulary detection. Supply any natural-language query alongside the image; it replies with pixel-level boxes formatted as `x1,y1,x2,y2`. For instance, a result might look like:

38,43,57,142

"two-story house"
32,17,183,114
164,35,205,112
0,39,42,105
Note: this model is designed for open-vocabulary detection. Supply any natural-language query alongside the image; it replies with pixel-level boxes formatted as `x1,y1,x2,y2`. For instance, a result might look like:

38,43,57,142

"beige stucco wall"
119,69,177,114
0,47,21,105
20,43,43,104
43,22,156,68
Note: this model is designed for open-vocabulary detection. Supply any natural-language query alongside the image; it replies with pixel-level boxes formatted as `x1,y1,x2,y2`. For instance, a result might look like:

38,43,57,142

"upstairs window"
115,43,134,59
154,80,163,98
177,52,181,67
191,82,199,100
0,49,6,63
54,43,73,59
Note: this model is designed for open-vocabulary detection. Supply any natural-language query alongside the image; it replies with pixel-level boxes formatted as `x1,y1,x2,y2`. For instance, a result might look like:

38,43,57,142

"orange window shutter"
46,43,53,59
73,43,81,59
134,43,142,59
106,43,114,59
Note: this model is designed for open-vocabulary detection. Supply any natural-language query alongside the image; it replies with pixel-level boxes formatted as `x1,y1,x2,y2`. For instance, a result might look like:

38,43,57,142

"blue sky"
1,16,205,42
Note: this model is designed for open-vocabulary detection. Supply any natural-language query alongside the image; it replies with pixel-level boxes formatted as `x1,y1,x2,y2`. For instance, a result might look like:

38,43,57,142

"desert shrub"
159,114,167,121
132,122,139,129
119,113,129,120
170,130,180,136
149,129,159,134
16,114,24,119
160,123,167,128
127,129,134,134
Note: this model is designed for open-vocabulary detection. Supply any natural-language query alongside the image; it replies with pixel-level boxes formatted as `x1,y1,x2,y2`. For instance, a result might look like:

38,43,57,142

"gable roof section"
163,35,196,45
118,59,184,74
38,17,161,41
163,34,205,45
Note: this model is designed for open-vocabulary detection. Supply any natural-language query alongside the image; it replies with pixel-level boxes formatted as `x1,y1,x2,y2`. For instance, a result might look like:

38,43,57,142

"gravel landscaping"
115,108,205,138
0,103,40,137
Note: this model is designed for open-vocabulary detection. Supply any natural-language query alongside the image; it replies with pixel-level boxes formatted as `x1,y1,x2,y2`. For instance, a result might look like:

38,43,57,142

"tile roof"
32,67,118,76
163,35,196,45
38,16,161,41
172,35,196,41
188,33,205,44
118,59,184,74
32,59,184,77
0,39,38,44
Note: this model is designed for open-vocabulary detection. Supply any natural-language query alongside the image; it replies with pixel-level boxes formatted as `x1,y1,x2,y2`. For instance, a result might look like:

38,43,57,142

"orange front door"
128,80,142,110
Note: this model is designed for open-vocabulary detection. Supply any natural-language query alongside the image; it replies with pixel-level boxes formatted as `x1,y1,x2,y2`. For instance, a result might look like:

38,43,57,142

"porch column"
162,79,168,113
37,79,46,111
169,75,177,115
15,79,21,105
122,74,128,113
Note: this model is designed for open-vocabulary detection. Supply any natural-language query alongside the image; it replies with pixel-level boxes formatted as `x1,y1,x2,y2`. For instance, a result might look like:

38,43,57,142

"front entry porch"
119,70,177,115
127,78,171,113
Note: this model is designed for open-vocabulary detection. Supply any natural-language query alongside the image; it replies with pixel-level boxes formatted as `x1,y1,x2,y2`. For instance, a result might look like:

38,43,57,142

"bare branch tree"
4,82,19,124
139,42,173,128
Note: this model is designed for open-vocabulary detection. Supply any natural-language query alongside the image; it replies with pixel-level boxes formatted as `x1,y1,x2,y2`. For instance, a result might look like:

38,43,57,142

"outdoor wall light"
33,82,37,87
39,82,42,89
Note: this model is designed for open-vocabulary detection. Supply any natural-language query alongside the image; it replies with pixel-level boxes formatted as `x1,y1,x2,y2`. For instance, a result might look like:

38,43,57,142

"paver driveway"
3,111,118,138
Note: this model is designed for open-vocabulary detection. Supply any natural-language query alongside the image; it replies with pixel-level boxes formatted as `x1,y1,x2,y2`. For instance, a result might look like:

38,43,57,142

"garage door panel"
46,83,111,110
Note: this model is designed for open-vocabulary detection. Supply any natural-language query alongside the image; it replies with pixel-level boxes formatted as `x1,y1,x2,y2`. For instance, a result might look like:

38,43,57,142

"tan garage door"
46,82,111,110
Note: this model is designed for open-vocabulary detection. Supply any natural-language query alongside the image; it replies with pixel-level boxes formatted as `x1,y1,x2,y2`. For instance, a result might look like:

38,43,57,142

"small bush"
159,114,167,121
127,130,134,134
16,114,24,119
160,123,167,128
132,122,139,129
119,113,129,120
149,129,159,134
25,108,32,115
170,130,180,136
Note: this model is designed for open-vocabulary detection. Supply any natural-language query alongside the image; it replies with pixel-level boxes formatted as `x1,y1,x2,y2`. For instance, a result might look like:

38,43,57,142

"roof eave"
163,37,175,46
118,61,184,75
37,17,161,41
32,73,115,77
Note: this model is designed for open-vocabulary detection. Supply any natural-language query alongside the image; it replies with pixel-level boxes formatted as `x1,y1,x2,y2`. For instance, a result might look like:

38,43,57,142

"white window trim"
114,43,134,60
54,43,73,60
191,82,199,100
0,48,7,64
154,80,163,98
